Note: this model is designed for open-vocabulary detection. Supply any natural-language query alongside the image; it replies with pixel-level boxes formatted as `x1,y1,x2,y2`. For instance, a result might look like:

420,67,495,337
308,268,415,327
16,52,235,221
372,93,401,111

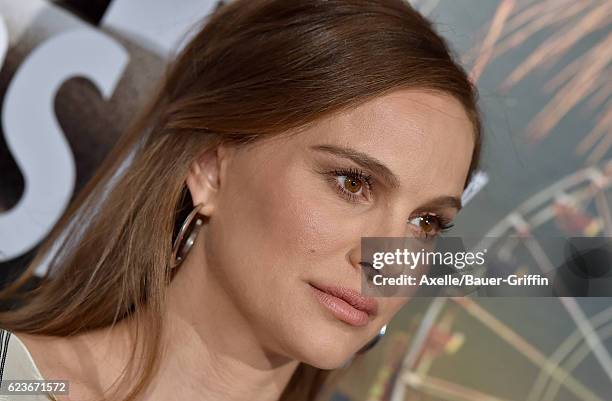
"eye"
325,167,374,203
407,213,454,239
338,175,363,194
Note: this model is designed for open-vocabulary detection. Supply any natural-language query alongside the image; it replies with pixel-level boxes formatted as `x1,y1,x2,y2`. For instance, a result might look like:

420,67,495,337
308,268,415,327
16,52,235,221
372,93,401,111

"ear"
185,145,230,216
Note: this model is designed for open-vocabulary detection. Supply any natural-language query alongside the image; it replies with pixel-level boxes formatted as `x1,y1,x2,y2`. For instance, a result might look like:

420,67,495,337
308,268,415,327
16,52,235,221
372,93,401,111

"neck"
148,256,300,401
84,246,299,401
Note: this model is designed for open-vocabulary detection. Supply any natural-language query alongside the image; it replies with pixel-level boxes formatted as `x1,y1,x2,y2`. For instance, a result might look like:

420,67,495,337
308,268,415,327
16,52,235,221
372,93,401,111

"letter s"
0,29,128,262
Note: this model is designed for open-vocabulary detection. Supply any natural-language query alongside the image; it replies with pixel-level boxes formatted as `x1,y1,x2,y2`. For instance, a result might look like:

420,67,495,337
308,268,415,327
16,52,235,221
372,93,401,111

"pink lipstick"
309,283,378,327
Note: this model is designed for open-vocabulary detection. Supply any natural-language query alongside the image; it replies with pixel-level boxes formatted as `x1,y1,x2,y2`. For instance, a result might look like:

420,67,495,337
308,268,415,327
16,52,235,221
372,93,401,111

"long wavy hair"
0,1,482,400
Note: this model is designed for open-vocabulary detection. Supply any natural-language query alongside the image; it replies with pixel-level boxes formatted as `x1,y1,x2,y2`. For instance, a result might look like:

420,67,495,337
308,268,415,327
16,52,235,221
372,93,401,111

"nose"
347,207,414,275
367,206,414,238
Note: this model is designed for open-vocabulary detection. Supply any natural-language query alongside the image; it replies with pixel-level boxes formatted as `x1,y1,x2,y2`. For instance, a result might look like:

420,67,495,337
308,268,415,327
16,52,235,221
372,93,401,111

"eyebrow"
310,144,401,189
310,144,463,211
415,195,463,212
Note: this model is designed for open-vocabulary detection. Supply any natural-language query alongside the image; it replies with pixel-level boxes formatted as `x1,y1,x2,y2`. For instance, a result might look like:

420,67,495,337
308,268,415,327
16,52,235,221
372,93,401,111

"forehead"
293,89,475,198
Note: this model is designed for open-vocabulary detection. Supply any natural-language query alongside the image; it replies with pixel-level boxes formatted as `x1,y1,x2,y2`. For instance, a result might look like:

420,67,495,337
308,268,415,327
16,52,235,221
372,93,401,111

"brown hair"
0,1,482,400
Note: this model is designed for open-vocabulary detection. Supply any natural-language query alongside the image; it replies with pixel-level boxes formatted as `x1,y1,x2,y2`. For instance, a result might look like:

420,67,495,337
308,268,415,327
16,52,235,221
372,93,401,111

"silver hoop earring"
171,203,204,269
356,324,387,354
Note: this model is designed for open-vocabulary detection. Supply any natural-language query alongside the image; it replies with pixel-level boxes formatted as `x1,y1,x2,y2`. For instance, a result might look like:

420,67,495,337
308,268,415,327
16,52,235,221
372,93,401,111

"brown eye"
343,176,363,193
408,214,440,235
420,215,438,233
408,213,454,239
328,168,373,203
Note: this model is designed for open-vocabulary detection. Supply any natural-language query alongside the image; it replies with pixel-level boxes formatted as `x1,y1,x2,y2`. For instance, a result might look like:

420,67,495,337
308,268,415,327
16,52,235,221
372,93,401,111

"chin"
288,326,360,370
302,350,353,370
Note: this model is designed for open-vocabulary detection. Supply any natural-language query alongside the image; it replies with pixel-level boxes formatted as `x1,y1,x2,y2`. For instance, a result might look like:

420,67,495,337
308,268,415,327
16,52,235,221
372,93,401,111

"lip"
309,282,379,327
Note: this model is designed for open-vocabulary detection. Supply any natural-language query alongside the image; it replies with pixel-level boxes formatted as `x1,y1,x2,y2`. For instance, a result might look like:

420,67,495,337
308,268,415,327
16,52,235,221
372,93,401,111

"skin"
15,88,475,401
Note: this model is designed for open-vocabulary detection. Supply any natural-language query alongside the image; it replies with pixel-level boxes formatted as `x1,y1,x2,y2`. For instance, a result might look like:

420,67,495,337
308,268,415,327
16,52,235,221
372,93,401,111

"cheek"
229,163,346,264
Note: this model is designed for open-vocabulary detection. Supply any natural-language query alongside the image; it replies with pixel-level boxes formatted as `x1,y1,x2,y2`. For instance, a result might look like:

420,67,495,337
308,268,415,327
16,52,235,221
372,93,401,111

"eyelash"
409,213,455,239
323,167,455,239
325,167,374,203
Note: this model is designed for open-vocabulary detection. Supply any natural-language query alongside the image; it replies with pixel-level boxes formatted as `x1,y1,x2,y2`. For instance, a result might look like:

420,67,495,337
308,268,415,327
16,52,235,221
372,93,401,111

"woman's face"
187,88,475,369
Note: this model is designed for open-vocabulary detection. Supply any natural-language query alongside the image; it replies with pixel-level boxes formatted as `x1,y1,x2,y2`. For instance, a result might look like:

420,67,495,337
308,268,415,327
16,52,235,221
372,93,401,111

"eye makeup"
407,213,455,239
312,159,457,239
322,167,374,203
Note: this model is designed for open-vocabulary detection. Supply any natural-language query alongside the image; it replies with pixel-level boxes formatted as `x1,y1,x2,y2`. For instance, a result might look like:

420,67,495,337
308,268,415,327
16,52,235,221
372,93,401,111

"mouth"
309,282,379,327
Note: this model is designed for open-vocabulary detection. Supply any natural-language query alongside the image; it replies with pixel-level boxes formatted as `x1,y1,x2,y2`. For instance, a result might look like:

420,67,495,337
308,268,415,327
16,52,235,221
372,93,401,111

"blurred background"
0,1,610,400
